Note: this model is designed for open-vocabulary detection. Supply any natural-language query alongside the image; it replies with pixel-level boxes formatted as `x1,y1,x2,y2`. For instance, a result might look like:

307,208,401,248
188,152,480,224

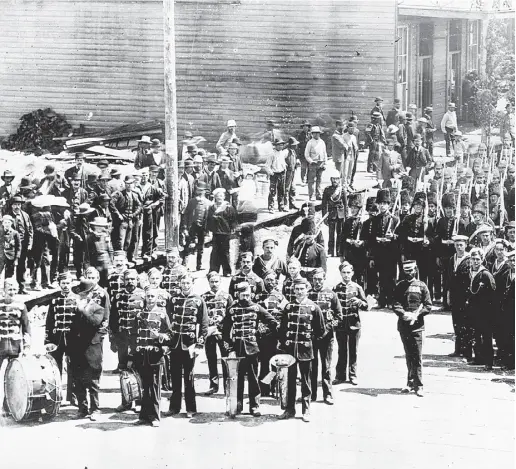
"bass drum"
120,369,142,404
4,354,62,423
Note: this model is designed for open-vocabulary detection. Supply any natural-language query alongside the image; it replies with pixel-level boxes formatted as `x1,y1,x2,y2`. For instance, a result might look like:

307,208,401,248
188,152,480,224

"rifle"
500,171,506,229
423,196,429,244
452,186,461,237
355,192,367,241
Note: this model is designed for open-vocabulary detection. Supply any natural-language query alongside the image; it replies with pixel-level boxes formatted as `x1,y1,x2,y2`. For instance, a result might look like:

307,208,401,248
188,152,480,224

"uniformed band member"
255,269,287,396
160,248,187,298
45,272,78,405
282,257,304,303
292,218,327,284
202,271,232,395
446,235,471,357
222,281,277,416
278,277,325,422
110,269,145,384
393,260,432,396
333,262,367,385
340,192,366,285
372,189,399,307
308,268,342,403
165,273,208,418
133,287,171,427
0,278,31,371
321,170,347,257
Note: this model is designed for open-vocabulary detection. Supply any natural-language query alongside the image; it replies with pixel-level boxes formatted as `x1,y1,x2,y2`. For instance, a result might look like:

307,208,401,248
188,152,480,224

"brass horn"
263,354,296,410
221,356,243,418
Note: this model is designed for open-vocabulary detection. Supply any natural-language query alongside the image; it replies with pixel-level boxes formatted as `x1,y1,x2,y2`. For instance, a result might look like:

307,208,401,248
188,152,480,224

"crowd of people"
0,97,515,427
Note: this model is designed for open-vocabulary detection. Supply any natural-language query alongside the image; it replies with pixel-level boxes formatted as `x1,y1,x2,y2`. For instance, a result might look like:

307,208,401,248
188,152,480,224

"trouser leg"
348,329,360,379
220,236,232,276
335,329,348,381
247,354,260,411
205,335,220,391
299,360,311,414
286,360,298,414
128,218,141,261
209,236,221,274
300,159,307,183
307,164,316,199
276,171,286,210
284,169,295,207
268,173,278,210
142,211,153,257
182,350,197,412
451,307,463,354
195,226,205,269
318,333,334,398
258,335,277,396
399,331,413,388
310,339,320,400
328,220,336,257
89,377,100,413
139,362,162,422
481,326,494,367
168,348,183,412
74,375,88,414
237,355,246,409
315,168,323,199
16,246,28,289
116,333,130,370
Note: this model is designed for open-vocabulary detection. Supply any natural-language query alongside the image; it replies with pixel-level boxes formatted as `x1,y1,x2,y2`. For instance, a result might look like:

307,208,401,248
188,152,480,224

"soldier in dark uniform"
45,272,78,405
252,238,288,280
165,273,208,418
308,268,342,403
372,189,399,307
282,257,304,303
340,192,366,285
393,261,432,396
201,271,232,395
222,282,277,416
321,170,347,257
277,277,325,422
160,248,187,299
110,270,145,392
425,192,441,301
255,269,287,397
292,218,327,284
465,248,497,370
397,192,430,284
333,262,368,385
229,252,265,300
361,196,379,296
446,235,471,357
133,287,171,427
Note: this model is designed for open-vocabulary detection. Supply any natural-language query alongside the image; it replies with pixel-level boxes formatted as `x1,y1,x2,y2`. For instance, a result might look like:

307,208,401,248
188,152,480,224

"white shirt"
441,111,458,133
305,138,327,163
266,149,287,173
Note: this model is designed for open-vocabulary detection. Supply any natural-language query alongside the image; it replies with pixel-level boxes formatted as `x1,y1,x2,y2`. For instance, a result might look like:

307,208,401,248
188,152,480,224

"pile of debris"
1,108,72,155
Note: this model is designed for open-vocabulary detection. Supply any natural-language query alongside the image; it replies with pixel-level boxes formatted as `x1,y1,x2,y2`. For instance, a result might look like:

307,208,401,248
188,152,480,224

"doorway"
418,56,433,111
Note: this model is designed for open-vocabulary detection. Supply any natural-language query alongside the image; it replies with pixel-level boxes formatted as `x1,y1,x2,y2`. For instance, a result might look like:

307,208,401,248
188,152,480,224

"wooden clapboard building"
0,0,513,145
396,0,514,125
0,0,396,144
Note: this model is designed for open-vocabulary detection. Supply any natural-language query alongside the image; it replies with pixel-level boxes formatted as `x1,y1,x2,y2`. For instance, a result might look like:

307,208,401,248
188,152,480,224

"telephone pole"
164,0,179,249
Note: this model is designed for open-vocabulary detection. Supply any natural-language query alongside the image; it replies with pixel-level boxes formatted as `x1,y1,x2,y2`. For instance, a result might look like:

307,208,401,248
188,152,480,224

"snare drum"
120,369,142,404
4,354,62,423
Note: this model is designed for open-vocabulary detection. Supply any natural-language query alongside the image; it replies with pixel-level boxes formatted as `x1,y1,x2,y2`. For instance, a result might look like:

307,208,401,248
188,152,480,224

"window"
449,20,462,52
396,25,409,109
419,23,434,57
468,20,481,72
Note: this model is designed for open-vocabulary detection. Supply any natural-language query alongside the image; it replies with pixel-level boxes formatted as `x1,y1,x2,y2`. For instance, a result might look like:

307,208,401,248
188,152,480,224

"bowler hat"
124,175,135,183
77,203,95,215
151,139,161,148
374,97,384,102
138,136,152,143
18,177,35,190
11,196,23,204
44,165,55,175
97,160,109,168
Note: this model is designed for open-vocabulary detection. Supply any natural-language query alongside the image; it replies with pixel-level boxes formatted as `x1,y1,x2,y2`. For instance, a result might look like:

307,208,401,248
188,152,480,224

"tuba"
263,354,296,409
221,356,243,418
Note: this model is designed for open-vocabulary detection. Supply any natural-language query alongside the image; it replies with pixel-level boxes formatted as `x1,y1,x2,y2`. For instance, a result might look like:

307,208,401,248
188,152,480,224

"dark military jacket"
222,300,277,356
341,215,366,266
135,305,171,366
160,265,184,297
308,286,342,335
333,282,366,332
282,275,304,303
393,278,432,332
45,292,78,349
0,299,31,357
166,292,208,350
109,287,145,338
372,212,399,260
279,298,325,361
446,254,471,312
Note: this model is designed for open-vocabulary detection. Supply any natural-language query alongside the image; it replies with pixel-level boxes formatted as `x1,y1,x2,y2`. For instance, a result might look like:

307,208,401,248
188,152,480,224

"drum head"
5,359,30,422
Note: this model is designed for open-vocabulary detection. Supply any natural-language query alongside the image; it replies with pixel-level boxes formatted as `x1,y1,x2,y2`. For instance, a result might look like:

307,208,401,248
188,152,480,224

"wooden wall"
0,0,396,148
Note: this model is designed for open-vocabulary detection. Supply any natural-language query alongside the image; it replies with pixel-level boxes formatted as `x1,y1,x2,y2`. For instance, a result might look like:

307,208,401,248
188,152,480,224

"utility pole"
164,0,179,249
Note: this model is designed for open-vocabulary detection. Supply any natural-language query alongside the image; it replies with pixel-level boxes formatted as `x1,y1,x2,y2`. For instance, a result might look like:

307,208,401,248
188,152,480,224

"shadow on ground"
340,387,406,397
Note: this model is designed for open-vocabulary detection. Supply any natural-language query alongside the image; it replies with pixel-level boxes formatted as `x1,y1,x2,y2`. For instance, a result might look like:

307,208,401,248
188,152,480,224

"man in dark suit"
407,133,432,180
64,152,88,188
110,176,142,253
0,170,16,215
386,98,401,127
9,196,33,294
297,121,312,184
62,174,88,214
